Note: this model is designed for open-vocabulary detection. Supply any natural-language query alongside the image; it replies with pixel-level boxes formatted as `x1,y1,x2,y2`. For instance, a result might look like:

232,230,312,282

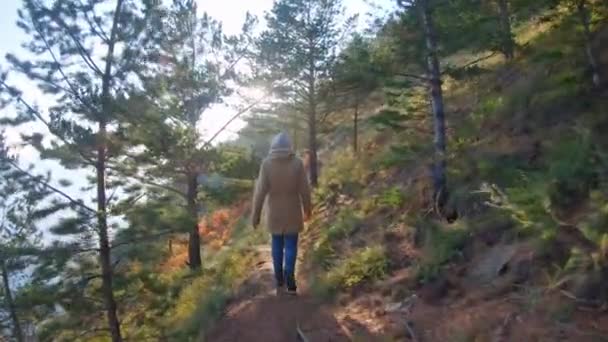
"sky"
0,0,394,241
0,0,393,156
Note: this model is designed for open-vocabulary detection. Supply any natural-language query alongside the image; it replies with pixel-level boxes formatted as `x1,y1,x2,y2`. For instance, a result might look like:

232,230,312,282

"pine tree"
496,0,516,60
116,0,255,270
0,197,43,342
570,0,602,87
394,0,449,211
256,0,355,187
0,142,31,342
239,100,309,154
333,34,383,153
0,1,161,340
0,133,53,342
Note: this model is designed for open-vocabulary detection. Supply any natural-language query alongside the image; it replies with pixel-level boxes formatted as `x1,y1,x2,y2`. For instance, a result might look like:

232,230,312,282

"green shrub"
166,231,259,340
313,246,387,299
360,195,379,214
415,221,469,283
326,208,362,241
169,281,229,341
479,180,554,236
379,143,424,167
202,179,253,206
471,95,504,127
378,186,406,209
319,151,369,192
546,131,596,210
310,208,362,270
311,235,336,271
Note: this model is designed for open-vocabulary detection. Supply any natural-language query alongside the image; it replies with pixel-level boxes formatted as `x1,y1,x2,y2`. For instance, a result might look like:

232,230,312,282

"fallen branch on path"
296,323,309,342
405,320,419,342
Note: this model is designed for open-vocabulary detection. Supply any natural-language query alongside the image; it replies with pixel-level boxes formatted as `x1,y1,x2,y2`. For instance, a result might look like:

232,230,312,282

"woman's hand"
303,211,311,222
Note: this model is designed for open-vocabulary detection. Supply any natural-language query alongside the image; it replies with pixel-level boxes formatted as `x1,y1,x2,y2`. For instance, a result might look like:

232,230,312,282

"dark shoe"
286,287,297,296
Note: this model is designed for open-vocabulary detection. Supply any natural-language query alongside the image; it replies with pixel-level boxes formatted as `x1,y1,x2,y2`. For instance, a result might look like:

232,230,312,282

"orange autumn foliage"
160,200,251,272
161,240,189,271
199,200,250,251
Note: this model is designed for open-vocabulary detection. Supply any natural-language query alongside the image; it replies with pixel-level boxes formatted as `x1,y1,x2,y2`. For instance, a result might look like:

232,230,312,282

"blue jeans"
271,234,298,290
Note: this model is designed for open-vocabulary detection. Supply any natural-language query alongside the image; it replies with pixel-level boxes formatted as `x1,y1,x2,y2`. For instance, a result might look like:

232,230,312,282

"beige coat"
251,150,312,234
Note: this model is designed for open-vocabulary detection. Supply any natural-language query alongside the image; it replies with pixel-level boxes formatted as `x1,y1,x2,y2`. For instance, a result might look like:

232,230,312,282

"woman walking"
251,132,312,296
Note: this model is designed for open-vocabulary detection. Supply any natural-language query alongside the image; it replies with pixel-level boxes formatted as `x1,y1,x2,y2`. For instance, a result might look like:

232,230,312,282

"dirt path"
203,246,372,342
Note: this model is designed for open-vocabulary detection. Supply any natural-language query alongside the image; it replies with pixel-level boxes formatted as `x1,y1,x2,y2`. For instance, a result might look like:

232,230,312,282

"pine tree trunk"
186,12,202,269
420,0,448,210
308,61,319,187
2,261,23,342
96,142,122,342
577,0,601,87
497,0,515,60
308,103,319,187
97,1,124,341
353,101,359,154
187,172,201,270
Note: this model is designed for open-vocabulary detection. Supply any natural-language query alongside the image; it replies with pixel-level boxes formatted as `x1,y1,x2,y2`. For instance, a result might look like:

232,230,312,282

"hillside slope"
199,9,608,342
295,11,608,342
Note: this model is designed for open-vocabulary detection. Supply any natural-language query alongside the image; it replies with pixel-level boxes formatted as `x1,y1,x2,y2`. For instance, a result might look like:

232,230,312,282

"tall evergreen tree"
0,1,161,340
496,0,516,60
395,0,449,210
117,0,255,269
256,0,355,187
0,138,34,342
569,0,602,87
333,34,382,153
0,133,56,342
0,194,42,342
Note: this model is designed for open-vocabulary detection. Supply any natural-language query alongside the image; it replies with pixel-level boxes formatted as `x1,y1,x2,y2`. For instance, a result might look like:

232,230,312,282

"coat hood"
269,132,294,159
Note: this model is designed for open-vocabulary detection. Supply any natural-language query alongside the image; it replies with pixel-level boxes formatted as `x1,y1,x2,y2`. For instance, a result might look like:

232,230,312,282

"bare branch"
105,163,186,198
44,9,104,76
397,72,430,81
136,177,185,198
80,0,110,43
106,187,119,206
447,52,498,71
111,228,183,250
405,321,419,342
219,40,253,81
202,94,271,148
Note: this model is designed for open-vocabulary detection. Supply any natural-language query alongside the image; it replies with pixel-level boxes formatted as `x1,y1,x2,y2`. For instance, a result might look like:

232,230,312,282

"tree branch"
80,0,110,44
45,9,104,77
111,228,184,250
448,52,498,71
219,40,252,81
0,79,96,166
138,177,185,198
105,187,119,206
202,93,271,148
397,72,430,81
6,159,97,214
31,19,100,116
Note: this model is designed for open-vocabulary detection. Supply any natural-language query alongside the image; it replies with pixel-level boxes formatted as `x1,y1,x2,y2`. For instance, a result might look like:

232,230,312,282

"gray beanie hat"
269,132,293,153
